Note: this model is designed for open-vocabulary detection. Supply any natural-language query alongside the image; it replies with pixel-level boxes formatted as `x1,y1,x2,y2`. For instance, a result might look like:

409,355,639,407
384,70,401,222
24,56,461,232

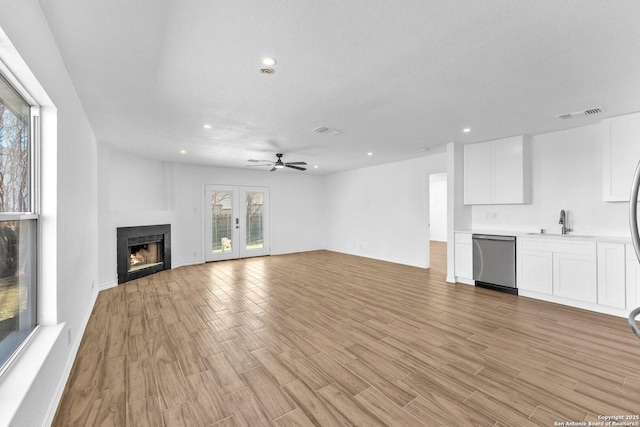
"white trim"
42,288,98,426
0,324,63,427
518,289,629,319
98,281,118,291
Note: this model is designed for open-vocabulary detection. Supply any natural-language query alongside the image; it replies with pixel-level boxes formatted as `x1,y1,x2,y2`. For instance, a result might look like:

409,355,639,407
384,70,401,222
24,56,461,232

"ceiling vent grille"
312,126,342,136
557,107,604,120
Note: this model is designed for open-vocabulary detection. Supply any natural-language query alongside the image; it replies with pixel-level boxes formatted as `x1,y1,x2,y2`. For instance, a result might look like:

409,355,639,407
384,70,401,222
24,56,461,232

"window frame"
0,61,40,378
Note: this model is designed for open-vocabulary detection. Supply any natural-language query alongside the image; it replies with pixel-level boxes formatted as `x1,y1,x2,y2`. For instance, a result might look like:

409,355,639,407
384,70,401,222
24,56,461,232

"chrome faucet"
559,209,572,234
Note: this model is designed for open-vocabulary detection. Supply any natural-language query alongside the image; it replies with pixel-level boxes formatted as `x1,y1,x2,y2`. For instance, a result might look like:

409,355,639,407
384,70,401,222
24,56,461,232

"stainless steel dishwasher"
472,234,517,295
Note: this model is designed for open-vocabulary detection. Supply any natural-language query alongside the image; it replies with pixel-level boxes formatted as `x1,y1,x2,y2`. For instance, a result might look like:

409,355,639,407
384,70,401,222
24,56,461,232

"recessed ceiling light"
261,57,277,66
314,165,318,169
203,124,212,129
367,152,373,156
463,128,471,133
180,150,186,154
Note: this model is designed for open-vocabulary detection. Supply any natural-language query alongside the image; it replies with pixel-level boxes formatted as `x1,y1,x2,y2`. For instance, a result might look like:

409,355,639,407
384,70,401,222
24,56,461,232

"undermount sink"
525,232,594,238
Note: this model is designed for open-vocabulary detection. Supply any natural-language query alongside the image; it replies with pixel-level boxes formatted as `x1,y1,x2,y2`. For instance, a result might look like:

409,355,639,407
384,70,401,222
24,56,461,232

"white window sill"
0,324,64,427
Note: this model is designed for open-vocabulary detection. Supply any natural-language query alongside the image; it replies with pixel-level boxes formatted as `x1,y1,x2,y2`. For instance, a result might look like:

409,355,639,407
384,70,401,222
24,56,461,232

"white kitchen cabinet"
517,249,552,294
464,135,530,205
603,112,640,202
597,243,626,309
518,237,596,303
463,143,492,204
553,252,597,303
454,232,473,283
626,244,640,310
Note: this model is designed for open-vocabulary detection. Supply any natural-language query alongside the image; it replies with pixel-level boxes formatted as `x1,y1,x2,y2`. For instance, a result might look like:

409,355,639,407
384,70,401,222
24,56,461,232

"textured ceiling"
38,0,640,174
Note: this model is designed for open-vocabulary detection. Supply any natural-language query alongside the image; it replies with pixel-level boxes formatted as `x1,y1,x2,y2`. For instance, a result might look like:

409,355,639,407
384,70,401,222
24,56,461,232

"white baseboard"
325,248,428,269
43,287,99,426
99,280,117,291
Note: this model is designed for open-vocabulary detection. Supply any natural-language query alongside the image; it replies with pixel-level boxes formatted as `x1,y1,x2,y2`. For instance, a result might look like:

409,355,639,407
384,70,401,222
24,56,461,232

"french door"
205,185,270,261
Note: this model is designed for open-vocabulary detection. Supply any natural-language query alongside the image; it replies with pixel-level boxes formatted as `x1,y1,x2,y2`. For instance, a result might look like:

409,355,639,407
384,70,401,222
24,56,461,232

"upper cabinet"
603,112,640,202
464,135,531,205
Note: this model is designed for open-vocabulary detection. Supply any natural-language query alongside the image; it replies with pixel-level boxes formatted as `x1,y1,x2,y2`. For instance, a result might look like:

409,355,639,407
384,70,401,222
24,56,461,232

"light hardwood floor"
53,242,640,426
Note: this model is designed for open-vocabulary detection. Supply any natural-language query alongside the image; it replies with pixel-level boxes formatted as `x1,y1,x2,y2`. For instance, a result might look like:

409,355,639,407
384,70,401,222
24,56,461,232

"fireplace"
117,224,171,284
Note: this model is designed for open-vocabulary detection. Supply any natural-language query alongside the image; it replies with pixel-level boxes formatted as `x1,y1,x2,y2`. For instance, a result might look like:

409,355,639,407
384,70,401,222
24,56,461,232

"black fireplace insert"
117,224,171,284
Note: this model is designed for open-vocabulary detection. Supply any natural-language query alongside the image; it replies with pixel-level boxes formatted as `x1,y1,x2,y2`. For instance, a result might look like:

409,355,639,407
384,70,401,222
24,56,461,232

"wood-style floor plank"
53,243,640,426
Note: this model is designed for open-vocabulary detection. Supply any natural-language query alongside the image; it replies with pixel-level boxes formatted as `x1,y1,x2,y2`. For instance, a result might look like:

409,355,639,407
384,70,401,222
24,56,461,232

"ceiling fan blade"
248,159,273,163
285,162,307,166
246,164,272,167
270,167,278,172
285,164,306,171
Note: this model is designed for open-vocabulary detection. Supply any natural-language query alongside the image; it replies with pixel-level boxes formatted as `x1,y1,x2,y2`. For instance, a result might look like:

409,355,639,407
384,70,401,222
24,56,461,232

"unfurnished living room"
1,1,640,426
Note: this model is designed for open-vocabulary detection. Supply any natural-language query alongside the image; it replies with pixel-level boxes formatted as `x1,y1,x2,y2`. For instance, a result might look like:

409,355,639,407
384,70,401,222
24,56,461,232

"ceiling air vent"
557,113,574,120
584,107,603,116
312,126,342,136
557,107,604,120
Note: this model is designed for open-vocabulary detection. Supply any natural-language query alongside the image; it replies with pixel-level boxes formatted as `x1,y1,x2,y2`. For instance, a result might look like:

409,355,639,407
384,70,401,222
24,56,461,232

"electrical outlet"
67,328,71,345
193,251,197,258
91,280,95,290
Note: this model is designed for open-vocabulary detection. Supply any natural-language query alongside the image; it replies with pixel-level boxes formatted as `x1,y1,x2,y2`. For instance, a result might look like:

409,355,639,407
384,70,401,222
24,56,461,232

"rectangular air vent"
584,107,603,116
312,126,342,136
557,107,603,120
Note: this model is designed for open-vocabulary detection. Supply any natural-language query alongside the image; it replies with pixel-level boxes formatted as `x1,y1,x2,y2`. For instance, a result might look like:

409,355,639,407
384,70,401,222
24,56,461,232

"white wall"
98,145,327,287
471,123,629,236
429,172,447,241
0,1,99,425
324,154,447,268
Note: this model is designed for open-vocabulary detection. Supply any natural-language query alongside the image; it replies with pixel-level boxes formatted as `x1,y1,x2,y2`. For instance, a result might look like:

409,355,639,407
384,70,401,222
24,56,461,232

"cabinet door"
493,136,525,204
603,113,640,201
553,253,597,303
597,243,626,309
518,249,552,294
455,243,473,280
463,142,491,205
626,246,640,310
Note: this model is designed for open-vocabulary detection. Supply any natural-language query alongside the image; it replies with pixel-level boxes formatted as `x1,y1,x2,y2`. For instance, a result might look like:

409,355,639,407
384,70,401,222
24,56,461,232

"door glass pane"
211,191,233,253
245,192,264,250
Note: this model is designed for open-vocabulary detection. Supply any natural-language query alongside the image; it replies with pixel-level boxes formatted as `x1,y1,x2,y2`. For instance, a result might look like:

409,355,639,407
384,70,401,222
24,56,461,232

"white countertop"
454,229,632,244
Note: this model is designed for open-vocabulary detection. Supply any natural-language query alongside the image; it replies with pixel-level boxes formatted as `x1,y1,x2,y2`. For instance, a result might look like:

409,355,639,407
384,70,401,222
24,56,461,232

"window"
0,72,37,373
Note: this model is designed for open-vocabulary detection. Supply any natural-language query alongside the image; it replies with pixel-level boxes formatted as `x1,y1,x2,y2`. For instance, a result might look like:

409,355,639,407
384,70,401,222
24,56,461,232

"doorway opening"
429,172,448,276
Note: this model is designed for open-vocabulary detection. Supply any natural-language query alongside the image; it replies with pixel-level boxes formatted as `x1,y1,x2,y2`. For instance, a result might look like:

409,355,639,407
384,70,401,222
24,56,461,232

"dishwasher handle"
472,234,516,242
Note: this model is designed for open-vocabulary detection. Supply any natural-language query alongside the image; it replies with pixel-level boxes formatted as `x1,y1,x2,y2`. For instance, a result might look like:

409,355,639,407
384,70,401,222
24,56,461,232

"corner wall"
98,145,327,287
323,154,447,268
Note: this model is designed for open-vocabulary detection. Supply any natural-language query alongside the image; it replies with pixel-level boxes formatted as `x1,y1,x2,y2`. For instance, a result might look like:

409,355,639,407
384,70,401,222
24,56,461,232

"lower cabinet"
626,244,640,310
518,238,597,303
553,252,597,303
454,232,473,282
518,249,552,294
597,243,626,309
